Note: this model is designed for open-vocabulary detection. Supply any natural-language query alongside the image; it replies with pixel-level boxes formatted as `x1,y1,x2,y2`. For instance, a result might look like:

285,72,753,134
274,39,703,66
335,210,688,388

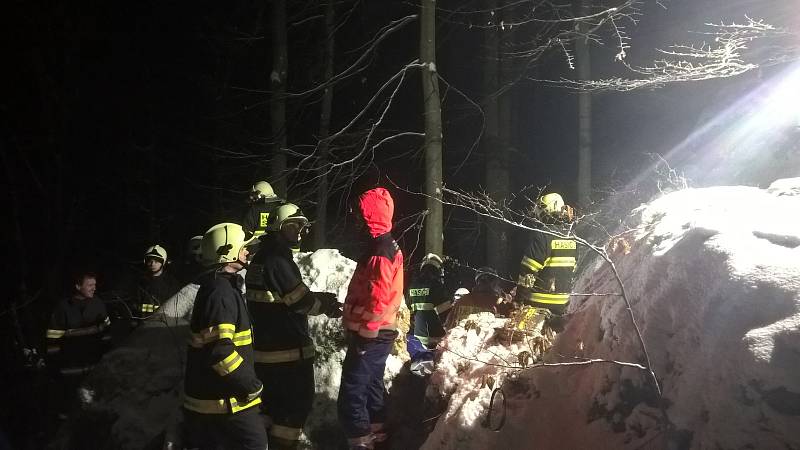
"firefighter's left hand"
319,292,343,318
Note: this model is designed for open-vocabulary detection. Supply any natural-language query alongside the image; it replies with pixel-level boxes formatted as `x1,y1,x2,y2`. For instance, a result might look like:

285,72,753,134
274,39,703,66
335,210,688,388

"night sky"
4,0,795,306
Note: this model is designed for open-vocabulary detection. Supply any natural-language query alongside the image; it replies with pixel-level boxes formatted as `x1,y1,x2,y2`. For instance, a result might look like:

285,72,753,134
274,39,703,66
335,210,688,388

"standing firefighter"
243,180,284,238
137,245,181,316
339,188,404,449
407,253,451,352
46,271,112,417
245,203,341,449
182,223,267,450
513,192,577,332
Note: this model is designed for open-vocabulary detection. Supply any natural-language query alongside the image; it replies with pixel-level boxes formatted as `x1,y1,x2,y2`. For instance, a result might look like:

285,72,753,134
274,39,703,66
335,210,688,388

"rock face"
422,179,800,450
58,248,409,449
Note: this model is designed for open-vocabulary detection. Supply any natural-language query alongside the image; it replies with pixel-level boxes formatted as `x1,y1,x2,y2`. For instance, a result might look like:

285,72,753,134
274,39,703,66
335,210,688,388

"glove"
318,292,343,318
235,382,263,406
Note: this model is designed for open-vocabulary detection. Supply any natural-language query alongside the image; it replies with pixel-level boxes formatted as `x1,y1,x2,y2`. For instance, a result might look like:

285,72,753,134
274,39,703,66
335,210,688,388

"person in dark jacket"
137,245,181,317
245,203,341,449
445,267,502,329
182,222,267,450
243,180,284,238
175,235,206,285
339,188,404,449
407,253,452,350
46,271,112,416
513,192,577,332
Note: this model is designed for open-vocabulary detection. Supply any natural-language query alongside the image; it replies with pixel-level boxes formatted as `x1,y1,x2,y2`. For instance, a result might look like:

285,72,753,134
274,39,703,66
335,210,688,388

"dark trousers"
183,407,268,450
337,330,398,440
255,358,315,448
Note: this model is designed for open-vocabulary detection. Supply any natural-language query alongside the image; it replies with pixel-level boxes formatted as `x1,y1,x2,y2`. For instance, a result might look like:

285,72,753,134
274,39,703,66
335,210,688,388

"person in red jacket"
338,187,404,450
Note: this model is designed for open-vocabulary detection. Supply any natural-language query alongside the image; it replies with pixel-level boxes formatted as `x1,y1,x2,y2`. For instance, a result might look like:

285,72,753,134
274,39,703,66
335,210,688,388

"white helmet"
453,288,470,301
144,245,167,265
188,235,203,259
250,181,277,201
421,253,443,270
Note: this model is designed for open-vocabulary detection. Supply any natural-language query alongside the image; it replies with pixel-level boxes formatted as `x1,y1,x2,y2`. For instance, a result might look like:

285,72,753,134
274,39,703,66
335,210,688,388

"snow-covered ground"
422,178,800,450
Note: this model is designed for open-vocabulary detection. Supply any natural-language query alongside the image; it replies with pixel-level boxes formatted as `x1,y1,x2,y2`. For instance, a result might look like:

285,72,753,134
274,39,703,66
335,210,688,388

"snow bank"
423,179,800,450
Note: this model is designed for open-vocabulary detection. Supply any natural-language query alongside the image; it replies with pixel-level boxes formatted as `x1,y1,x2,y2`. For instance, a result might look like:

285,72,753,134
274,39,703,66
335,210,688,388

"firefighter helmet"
188,235,203,257
453,287,470,301
250,181,277,201
538,193,565,215
474,266,498,283
421,253,443,270
201,223,257,266
144,245,168,265
268,203,309,231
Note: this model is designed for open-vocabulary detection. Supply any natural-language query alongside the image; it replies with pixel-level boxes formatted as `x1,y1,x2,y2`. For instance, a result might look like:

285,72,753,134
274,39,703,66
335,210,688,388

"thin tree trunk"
421,0,444,256
314,0,335,249
576,0,592,208
270,0,288,198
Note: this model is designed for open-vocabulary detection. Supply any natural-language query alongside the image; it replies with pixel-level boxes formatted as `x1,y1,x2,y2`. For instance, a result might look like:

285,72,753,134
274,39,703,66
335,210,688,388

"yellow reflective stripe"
253,229,266,237
190,323,237,347
184,391,262,415
531,292,570,304
269,424,303,441
551,239,577,250
254,345,315,364
282,284,310,306
521,256,543,272
213,351,244,376
435,301,453,314
543,256,576,268
230,395,261,413
232,329,253,347
411,302,435,311
246,289,278,303
47,329,66,339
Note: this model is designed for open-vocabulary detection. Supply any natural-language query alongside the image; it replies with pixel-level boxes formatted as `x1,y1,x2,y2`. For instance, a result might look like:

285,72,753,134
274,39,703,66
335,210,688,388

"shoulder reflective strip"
254,345,315,364
411,302,435,311
521,256,543,272
530,292,570,304
213,351,244,376
191,324,237,346
230,395,262,414
246,289,278,303
184,396,228,414
269,424,303,441
232,329,253,346
543,256,576,268
47,329,66,339
435,301,453,314
551,239,577,250
282,284,310,306
409,288,430,297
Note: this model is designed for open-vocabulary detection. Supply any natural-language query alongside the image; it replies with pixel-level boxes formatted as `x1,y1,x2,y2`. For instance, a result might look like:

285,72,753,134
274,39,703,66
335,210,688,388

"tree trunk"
576,0,593,208
314,0,335,249
420,0,444,256
270,0,288,198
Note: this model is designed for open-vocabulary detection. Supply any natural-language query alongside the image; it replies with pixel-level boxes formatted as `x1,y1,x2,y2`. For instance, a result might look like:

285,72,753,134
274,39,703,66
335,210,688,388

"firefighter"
136,245,181,317
513,192,577,332
407,253,452,350
176,235,205,285
245,203,341,449
46,271,112,417
444,267,502,329
339,188,404,450
242,180,284,238
182,222,267,450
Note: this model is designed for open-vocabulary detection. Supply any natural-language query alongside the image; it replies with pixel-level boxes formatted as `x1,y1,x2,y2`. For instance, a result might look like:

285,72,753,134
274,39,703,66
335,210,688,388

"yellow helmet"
537,192,566,216
251,181,277,200
201,223,257,266
268,203,309,232
144,245,168,265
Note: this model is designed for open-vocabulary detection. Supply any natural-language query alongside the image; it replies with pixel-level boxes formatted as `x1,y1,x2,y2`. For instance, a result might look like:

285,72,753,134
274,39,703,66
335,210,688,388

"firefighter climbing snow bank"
423,178,800,450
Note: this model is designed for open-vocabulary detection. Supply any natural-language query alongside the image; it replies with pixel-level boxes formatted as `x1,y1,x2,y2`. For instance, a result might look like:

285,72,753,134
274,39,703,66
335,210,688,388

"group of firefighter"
44,180,577,450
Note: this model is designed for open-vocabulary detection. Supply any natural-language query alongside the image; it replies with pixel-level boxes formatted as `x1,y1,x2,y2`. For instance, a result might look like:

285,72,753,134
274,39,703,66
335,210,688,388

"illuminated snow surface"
421,179,800,450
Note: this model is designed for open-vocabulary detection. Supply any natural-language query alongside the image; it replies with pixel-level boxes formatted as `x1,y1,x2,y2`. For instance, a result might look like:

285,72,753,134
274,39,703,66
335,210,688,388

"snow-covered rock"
423,179,800,450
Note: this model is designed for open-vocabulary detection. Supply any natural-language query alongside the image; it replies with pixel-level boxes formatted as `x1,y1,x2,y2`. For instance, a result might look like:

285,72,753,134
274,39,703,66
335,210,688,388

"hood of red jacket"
358,187,394,237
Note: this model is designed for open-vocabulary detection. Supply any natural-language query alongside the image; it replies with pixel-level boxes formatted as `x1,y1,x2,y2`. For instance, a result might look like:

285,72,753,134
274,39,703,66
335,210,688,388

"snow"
422,179,800,450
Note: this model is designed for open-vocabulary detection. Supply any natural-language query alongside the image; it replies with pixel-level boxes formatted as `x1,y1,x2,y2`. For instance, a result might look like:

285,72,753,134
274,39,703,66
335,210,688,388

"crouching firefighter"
182,223,267,450
245,203,342,449
513,192,577,333
406,253,451,376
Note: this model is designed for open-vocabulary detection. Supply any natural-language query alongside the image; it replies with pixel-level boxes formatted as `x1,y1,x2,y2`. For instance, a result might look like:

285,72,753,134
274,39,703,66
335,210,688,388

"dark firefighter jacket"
46,295,112,375
137,272,182,315
514,223,577,314
242,199,283,238
245,232,328,364
407,267,451,346
184,271,262,415
444,288,499,329
343,188,404,339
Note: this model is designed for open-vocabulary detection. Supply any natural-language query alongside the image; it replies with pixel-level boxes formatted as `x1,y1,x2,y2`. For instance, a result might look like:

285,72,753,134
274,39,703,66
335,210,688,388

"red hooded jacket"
343,188,405,338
